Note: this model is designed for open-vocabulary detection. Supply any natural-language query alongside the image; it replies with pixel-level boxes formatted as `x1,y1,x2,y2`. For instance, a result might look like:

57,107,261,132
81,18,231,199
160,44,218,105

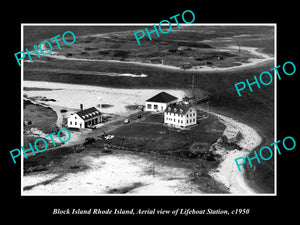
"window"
193,113,195,116
178,119,180,123
147,104,151,109
193,119,195,122
174,119,175,122
187,114,189,118
187,120,189,124
70,121,72,125
181,120,183,124
154,105,158,109
75,122,77,125
75,116,77,119
190,119,192,123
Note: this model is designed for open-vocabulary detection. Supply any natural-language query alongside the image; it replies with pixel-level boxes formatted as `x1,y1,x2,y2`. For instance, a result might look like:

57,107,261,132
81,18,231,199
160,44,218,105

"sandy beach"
209,113,263,194
23,153,202,195
23,81,186,115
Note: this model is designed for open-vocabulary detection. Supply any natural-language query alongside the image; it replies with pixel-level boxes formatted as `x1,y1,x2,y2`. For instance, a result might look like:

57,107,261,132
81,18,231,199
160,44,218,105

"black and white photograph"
3,3,298,221
21,24,275,195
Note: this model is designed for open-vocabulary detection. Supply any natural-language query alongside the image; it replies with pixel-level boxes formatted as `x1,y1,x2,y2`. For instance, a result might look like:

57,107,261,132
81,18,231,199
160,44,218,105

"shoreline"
209,112,263,194
38,43,274,73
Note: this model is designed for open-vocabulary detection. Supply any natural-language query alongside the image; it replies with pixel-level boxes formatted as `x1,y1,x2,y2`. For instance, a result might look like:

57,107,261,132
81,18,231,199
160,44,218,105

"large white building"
67,105,102,129
145,92,178,112
164,102,197,128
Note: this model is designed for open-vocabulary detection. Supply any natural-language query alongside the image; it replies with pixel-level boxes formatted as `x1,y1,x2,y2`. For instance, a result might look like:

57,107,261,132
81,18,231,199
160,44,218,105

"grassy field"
108,114,225,153
24,25,273,69
23,100,59,148
24,100,58,133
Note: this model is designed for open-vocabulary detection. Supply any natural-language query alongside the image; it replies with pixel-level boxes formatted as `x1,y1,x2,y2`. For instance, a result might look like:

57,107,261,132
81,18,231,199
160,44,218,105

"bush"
84,137,96,146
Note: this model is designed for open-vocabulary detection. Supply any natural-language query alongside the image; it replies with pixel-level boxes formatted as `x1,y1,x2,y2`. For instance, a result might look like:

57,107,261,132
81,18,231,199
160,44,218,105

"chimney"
80,104,83,111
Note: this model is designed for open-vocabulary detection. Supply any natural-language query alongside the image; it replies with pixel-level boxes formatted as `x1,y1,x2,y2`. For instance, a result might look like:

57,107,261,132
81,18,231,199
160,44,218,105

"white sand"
209,113,263,194
23,153,201,195
24,81,185,115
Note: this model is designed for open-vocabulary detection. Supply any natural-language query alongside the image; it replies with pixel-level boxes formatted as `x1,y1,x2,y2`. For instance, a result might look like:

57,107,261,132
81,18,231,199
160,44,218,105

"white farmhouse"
145,91,178,112
67,104,102,129
164,102,197,128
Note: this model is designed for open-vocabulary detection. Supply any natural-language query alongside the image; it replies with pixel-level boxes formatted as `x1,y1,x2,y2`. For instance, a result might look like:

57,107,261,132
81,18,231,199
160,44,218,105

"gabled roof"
146,92,178,103
165,102,194,115
76,107,101,120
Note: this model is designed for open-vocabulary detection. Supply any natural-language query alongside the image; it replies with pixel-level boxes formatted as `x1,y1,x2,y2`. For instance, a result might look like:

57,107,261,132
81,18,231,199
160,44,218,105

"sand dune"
23,153,201,195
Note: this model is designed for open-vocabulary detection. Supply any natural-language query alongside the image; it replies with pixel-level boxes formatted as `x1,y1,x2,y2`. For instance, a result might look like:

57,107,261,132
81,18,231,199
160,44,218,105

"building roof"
165,102,194,115
146,92,178,103
76,107,101,120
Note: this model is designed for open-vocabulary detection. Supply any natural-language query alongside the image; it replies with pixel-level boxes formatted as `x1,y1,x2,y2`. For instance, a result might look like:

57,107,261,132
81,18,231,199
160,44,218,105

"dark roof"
165,102,194,115
146,92,178,103
76,107,101,120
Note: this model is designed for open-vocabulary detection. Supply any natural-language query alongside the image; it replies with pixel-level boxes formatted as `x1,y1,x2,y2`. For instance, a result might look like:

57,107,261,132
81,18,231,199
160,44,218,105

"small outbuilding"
145,91,178,112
